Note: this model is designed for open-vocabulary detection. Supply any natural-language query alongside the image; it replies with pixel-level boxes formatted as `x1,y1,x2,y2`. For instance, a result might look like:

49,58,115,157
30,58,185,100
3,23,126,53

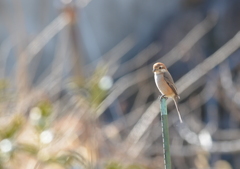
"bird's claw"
158,95,168,100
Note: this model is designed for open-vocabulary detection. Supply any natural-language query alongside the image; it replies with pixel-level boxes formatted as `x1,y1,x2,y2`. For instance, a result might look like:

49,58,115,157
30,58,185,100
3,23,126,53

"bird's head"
152,62,167,74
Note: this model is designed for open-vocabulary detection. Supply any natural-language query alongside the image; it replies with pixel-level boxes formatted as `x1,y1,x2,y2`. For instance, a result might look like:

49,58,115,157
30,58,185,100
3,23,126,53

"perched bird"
152,62,183,123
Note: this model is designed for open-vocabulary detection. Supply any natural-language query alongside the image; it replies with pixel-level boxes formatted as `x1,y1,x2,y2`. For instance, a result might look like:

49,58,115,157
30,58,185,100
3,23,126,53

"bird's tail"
173,96,183,123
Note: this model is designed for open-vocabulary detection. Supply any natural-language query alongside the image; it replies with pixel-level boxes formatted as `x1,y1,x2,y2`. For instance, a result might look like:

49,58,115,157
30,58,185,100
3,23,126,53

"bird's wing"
163,71,180,98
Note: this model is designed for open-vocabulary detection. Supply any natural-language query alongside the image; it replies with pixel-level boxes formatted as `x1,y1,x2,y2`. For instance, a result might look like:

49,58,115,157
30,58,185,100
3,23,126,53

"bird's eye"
159,67,162,69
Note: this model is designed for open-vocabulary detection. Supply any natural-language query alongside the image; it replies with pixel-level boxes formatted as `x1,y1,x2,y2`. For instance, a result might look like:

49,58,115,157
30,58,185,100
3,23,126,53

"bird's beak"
152,69,156,73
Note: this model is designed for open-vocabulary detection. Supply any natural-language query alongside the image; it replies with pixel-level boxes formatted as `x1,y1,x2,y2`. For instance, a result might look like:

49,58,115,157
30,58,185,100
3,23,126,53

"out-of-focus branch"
65,5,85,81
176,31,240,94
218,63,240,119
21,11,75,94
161,12,218,66
76,0,93,8
85,34,135,72
12,1,30,111
103,35,135,67
104,60,216,154
35,25,70,89
103,78,209,145
125,31,240,152
217,86,240,120
36,27,71,97
130,80,240,158
130,82,154,112
112,42,161,77
96,13,218,118
173,77,240,155
0,38,13,78
150,134,240,157
103,103,151,141
26,12,71,64
212,129,240,141
125,79,217,157
172,127,240,155
96,66,150,118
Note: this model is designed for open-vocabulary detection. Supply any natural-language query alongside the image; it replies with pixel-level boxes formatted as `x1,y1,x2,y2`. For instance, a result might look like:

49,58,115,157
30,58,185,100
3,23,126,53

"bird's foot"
158,95,168,100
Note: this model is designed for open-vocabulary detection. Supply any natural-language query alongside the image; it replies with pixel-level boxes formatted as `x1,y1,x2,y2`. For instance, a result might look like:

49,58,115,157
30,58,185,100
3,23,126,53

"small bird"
152,62,183,123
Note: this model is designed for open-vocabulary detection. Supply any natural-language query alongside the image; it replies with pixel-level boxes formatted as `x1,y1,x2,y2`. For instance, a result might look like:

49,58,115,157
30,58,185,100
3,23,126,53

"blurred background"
0,0,240,168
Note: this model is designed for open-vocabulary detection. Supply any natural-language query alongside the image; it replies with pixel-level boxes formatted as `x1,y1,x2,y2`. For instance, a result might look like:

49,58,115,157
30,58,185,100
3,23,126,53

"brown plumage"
153,62,182,123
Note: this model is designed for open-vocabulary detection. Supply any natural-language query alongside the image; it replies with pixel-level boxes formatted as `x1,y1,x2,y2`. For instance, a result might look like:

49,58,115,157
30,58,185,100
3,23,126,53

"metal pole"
160,97,172,169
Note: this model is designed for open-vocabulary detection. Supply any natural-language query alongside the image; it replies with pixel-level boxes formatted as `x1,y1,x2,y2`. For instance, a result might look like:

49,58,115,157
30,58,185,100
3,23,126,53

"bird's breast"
154,74,174,97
